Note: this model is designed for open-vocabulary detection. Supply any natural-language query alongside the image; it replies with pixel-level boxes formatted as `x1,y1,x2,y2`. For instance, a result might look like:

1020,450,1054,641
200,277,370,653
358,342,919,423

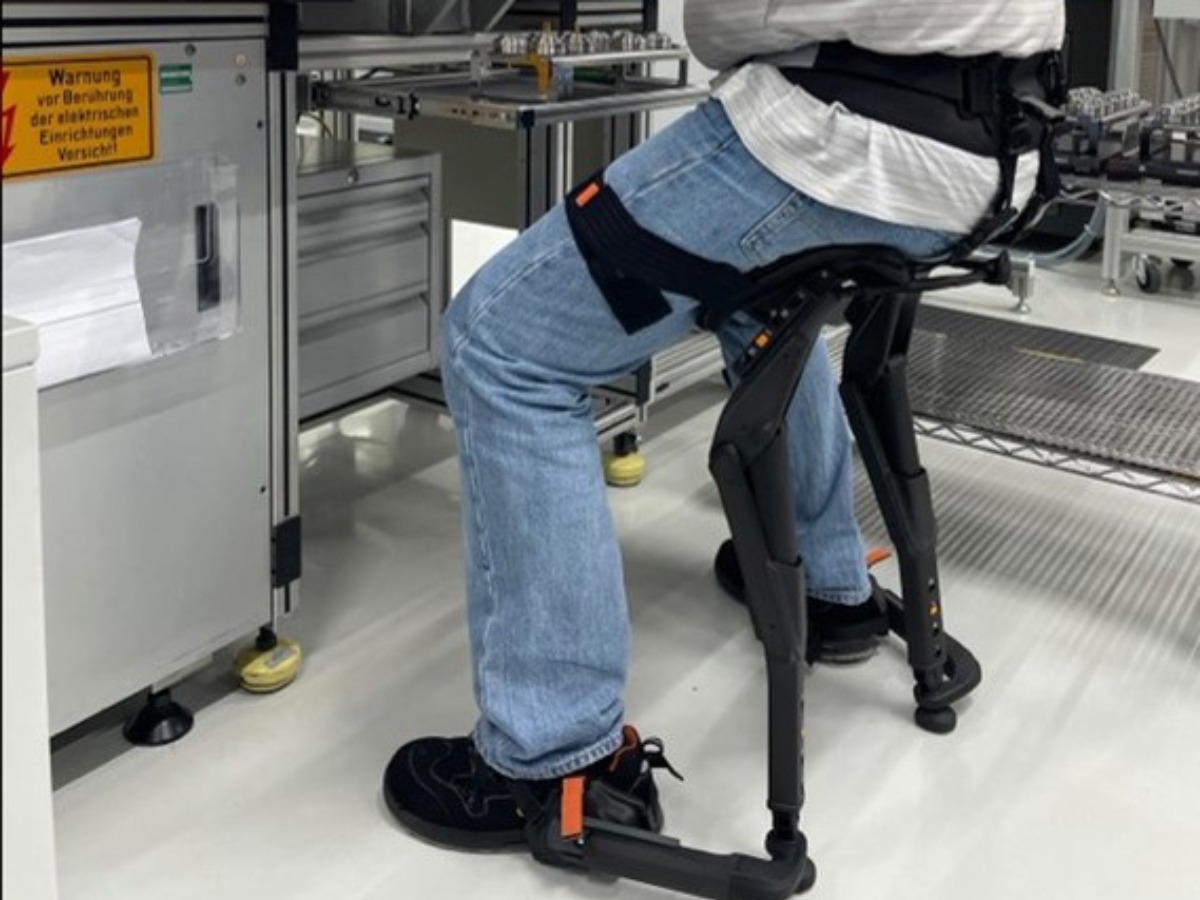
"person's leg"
441,211,685,781
716,323,869,603
442,101,816,781
442,97,953,781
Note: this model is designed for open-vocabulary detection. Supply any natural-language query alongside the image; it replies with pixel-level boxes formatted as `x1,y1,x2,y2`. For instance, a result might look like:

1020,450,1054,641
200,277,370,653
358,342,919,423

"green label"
159,63,193,94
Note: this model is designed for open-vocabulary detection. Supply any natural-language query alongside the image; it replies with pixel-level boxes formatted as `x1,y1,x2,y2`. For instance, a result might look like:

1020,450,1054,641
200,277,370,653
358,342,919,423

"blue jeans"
441,100,952,780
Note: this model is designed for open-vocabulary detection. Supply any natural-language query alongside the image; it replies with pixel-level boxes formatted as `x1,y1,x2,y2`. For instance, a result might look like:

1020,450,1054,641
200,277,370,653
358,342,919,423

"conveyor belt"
829,309,1200,497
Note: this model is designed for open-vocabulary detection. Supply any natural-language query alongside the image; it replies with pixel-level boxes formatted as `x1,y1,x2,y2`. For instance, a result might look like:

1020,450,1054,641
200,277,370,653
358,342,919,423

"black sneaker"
383,726,676,852
714,540,891,664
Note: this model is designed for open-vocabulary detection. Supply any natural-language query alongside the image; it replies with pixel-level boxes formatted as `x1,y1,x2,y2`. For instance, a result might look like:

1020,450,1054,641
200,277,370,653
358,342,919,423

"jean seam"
447,238,575,360
455,385,502,724
809,587,871,605
476,727,624,781
620,127,741,211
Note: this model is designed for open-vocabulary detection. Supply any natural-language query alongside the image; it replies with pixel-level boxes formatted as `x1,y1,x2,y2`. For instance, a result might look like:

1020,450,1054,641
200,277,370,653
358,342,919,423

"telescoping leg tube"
708,292,842,865
839,291,982,733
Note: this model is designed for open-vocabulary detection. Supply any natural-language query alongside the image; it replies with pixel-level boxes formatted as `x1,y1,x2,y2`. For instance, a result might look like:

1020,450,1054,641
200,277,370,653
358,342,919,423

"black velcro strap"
781,67,1003,157
565,177,755,335
812,41,1000,111
783,45,1063,161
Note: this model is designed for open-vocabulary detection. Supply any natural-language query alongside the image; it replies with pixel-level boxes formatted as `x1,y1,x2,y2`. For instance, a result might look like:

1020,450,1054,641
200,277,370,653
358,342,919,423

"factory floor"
52,260,1200,900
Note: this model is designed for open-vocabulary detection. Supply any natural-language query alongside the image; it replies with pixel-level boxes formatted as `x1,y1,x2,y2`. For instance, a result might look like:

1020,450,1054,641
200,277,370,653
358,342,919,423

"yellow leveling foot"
604,450,647,488
235,637,304,694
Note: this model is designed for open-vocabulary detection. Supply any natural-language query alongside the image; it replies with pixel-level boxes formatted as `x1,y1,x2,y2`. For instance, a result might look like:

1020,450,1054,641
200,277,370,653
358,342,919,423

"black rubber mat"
827,312,1198,479
914,305,1159,370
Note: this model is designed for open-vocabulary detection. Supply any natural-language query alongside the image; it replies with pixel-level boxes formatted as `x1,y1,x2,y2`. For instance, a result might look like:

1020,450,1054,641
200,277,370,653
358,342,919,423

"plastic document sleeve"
1,156,241,389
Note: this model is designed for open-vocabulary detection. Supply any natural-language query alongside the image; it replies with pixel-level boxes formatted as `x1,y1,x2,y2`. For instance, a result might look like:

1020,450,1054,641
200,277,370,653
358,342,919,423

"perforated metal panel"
914,306,1159,371
903,329,1200,478
829,308,1199,495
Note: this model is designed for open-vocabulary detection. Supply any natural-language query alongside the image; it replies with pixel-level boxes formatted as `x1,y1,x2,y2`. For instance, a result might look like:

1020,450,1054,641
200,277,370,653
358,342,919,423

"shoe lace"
638,736,685,782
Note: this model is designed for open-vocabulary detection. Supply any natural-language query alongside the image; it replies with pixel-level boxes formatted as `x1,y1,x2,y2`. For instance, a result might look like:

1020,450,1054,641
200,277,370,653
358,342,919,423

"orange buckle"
560,775,586,841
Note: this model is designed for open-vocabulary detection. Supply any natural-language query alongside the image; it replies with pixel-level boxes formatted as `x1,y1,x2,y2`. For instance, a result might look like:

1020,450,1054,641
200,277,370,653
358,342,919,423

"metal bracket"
310,79,421,119
1009,256,1036,313
272,516,302,589
267,2,299,73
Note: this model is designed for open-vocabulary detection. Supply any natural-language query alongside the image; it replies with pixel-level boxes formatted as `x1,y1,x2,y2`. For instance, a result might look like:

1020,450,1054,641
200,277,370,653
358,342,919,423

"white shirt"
684,0,1066,235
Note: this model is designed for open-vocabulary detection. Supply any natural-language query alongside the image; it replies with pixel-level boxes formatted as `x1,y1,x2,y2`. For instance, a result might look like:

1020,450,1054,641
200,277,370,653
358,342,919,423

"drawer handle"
195,203,221,312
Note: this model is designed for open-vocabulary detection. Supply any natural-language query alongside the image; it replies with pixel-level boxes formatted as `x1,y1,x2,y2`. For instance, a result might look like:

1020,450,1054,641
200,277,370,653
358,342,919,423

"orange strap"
560,775,586,841
866,546,893,569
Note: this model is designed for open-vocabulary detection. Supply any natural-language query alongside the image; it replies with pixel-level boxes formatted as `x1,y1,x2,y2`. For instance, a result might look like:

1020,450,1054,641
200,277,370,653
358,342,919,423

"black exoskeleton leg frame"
710,247,988,744
840,290,983,733
526,243,1001,898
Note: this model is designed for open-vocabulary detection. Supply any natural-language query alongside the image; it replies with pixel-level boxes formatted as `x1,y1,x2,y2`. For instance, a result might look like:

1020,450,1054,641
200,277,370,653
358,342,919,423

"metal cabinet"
1,4,295,735
297,139,443,419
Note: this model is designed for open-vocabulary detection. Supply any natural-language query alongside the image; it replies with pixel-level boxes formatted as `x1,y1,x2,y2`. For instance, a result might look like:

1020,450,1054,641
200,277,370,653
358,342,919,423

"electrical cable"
988,200,1106,271
300,112,335,137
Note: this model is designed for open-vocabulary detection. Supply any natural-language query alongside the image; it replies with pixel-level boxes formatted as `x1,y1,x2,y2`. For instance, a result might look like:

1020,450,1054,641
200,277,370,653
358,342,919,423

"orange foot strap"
560,775,586,841
866,546,893,569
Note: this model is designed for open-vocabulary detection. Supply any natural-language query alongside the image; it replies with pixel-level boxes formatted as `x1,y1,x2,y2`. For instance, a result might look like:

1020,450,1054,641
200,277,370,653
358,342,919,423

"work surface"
52,267,1200,900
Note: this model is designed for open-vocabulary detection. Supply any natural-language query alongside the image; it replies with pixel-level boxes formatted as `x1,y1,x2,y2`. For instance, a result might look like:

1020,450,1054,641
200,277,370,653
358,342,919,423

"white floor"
51,264,1200,900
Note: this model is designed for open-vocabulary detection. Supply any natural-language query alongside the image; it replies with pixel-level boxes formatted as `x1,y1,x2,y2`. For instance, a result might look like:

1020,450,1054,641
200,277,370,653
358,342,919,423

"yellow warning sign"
2,53,156,180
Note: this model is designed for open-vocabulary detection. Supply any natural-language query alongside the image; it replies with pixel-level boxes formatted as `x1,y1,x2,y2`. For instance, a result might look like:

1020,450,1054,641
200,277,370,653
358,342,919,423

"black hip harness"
565,41,1066,335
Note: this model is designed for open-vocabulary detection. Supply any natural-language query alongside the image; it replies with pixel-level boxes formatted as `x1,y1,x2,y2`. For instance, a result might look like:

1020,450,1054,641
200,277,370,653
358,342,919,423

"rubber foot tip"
797,859,818,894
915,705,957,734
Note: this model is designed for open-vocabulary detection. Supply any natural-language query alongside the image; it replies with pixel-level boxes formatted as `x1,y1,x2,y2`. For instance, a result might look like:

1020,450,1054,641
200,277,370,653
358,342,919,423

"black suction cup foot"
796,858,818,894
914,705,957,734
124,690,194,747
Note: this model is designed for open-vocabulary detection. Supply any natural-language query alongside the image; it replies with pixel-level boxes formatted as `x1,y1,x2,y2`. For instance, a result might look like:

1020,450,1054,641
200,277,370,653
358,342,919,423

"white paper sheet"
2,218,152,388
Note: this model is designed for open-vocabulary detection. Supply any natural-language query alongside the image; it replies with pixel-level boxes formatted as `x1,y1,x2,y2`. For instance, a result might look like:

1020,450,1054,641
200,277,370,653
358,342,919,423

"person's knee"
439,277,496,417
440,272,477,365
440,275,546,416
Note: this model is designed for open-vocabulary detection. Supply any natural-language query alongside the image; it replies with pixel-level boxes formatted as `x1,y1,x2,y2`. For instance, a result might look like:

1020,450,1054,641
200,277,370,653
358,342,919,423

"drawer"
298,176,431,244
298,177,432,323
298,235,429,325
299,292,431,410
